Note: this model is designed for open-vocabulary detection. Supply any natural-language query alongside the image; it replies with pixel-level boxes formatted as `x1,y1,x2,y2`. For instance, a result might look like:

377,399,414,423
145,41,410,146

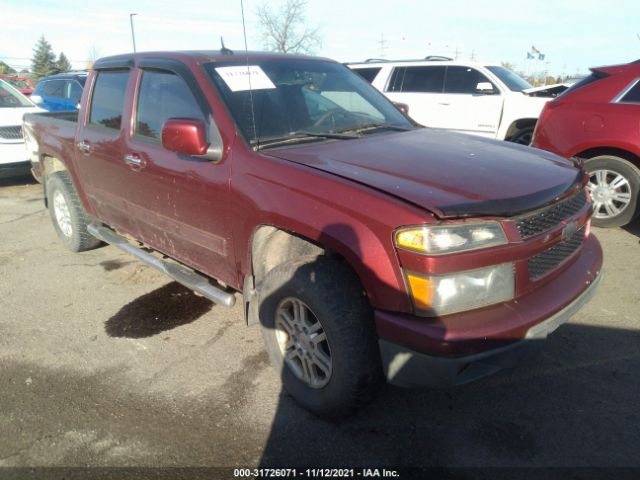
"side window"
620,80,640,103
444,66,494,94
398,66,445,93
41,80,65,98
66,81,83,103
135,70,206,140
352,67,381,84
89,70,129,130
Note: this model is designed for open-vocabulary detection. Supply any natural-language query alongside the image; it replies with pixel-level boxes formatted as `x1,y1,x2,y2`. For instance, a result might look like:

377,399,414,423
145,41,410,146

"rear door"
383,65,447,127
121,63,235,285
74,68,136,233
439,66,504,137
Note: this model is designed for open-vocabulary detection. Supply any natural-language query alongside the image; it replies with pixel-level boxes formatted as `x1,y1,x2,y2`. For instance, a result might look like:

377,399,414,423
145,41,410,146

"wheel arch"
41,155,69,208
575,147,640,169
505,118,538,141
243,221,410,325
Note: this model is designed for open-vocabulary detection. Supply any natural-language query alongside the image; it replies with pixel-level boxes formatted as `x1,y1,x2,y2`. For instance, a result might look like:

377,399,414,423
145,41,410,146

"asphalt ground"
0,175,639,478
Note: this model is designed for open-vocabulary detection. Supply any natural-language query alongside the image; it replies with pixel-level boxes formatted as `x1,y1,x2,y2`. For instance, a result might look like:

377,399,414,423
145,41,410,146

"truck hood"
267,129,583,218
522,83,569,97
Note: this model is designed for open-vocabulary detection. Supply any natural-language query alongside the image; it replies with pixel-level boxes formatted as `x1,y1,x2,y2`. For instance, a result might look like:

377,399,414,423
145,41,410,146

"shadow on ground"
622,218,640,239
0,174,37,188
258,321,640,468
1,323,638,471
104,282,214,338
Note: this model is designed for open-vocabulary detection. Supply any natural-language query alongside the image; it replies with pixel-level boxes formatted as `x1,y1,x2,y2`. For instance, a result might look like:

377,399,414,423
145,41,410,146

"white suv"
0,79,41,179
348,58,562,145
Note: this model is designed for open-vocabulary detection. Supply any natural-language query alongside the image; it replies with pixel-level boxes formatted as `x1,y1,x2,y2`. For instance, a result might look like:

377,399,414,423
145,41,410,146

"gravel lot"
1,176,639,474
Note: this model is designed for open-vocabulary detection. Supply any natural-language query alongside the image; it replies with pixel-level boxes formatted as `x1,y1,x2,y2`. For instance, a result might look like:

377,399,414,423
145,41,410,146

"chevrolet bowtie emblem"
561,221,578,241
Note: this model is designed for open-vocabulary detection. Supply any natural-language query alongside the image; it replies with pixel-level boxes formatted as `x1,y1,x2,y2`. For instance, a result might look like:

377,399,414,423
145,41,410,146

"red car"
0,74,35,96
532,60,640,227
23,51,602,418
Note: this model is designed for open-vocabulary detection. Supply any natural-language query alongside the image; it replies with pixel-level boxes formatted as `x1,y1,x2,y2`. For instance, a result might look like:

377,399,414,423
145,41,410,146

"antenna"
240,0,258,149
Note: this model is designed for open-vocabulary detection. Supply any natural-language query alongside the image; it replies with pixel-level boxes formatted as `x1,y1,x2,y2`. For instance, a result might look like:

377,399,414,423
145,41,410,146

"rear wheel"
257,255,382,420
585,155,640,228
46,172,102,252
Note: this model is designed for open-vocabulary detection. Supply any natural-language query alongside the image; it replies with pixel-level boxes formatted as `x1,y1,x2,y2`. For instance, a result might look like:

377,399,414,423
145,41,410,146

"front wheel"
585,155,640,228
257,256,382,420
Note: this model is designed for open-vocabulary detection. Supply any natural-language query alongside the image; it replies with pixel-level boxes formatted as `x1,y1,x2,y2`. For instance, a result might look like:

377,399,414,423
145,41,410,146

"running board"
87,224,236,308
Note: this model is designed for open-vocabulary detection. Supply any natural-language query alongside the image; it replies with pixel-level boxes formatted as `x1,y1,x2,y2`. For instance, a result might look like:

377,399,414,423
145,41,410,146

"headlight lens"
406,263,515,316
395,222,507,255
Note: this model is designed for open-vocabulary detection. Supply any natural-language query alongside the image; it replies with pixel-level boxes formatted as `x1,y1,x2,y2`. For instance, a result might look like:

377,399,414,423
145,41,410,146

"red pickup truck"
23,50,602,419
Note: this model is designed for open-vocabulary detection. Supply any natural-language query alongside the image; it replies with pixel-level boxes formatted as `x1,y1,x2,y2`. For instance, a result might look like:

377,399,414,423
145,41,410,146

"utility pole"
470,49,476,61
378,33,387,58
454,46,460,60
129,13,138,53
544,60,550,85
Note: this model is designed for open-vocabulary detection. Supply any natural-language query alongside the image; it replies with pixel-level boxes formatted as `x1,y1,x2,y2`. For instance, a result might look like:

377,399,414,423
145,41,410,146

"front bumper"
380,267,602,387
0,142,30,179
0,160,31,179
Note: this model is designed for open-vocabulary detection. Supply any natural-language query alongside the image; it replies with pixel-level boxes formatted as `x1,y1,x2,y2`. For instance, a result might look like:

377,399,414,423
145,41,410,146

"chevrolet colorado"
24,51,602,419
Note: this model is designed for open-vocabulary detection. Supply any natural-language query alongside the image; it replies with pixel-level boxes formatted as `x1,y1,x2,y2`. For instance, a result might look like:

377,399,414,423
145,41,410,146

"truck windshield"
0,80,33,108
485,66,533,92
205,59,413,148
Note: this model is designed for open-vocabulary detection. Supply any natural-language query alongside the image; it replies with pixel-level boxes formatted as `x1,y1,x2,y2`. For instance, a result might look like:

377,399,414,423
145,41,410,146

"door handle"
438,102,450,106
77,140,92,153
124,154,146,170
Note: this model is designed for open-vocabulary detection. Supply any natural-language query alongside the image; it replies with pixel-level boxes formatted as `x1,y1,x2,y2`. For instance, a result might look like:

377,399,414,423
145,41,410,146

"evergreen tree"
55,52,72,74
0,61,17,75
31,36,56,80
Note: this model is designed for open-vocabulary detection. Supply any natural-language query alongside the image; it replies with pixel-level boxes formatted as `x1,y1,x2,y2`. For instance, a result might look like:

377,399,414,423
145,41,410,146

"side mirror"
30,94,43,105
476,82,496,94
161,118,210,156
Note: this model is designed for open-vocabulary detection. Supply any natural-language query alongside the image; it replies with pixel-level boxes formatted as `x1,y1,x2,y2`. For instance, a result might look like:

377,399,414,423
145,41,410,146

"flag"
538,53,545,61
531,45,540,54
527,52,535,59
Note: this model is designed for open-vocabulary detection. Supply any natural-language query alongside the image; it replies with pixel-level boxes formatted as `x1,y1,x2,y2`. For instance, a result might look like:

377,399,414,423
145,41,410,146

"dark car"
532,60,640,227
31,72,87,112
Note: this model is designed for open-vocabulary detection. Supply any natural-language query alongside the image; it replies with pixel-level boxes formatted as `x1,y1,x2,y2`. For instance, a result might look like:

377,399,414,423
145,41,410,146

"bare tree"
256,0,321,54
86,45,102,69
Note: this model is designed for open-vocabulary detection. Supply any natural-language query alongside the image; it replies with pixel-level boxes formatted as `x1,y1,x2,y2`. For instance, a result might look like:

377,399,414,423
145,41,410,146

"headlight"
395,222,507,255
405,263,515,316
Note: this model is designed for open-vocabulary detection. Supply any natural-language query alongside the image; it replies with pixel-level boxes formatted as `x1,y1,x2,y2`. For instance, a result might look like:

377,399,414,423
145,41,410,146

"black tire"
46,172,102,252
508,127,534,146
257,255,382,420
585,155,640,228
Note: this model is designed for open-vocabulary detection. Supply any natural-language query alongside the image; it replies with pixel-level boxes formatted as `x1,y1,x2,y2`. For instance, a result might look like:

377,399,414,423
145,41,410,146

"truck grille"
528,227,585,279
0,125,23,140
516,190,587,239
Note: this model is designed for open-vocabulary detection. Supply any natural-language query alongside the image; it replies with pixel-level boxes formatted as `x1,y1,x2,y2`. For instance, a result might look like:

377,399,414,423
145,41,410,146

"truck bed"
23,110,79,183
24,110,79,125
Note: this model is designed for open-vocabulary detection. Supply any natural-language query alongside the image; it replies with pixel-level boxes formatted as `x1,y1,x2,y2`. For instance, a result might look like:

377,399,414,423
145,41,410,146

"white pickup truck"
348,58,566,145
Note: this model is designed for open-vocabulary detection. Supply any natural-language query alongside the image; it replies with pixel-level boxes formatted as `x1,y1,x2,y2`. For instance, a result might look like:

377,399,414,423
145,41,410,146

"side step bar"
87,224,236,308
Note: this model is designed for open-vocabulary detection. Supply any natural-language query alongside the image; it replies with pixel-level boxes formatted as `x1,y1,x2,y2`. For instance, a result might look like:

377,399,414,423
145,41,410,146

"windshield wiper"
256,131,358,150
338,123,413,135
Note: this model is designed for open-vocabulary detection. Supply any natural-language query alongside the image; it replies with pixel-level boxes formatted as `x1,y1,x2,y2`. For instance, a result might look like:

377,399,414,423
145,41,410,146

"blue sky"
2,0,639,76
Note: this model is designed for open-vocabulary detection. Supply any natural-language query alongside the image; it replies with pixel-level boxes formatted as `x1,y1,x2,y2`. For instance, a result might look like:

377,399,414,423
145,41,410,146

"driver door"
122,67,235,285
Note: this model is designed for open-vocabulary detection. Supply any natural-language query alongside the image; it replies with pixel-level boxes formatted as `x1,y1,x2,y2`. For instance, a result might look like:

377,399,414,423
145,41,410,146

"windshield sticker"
215,66,276,92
